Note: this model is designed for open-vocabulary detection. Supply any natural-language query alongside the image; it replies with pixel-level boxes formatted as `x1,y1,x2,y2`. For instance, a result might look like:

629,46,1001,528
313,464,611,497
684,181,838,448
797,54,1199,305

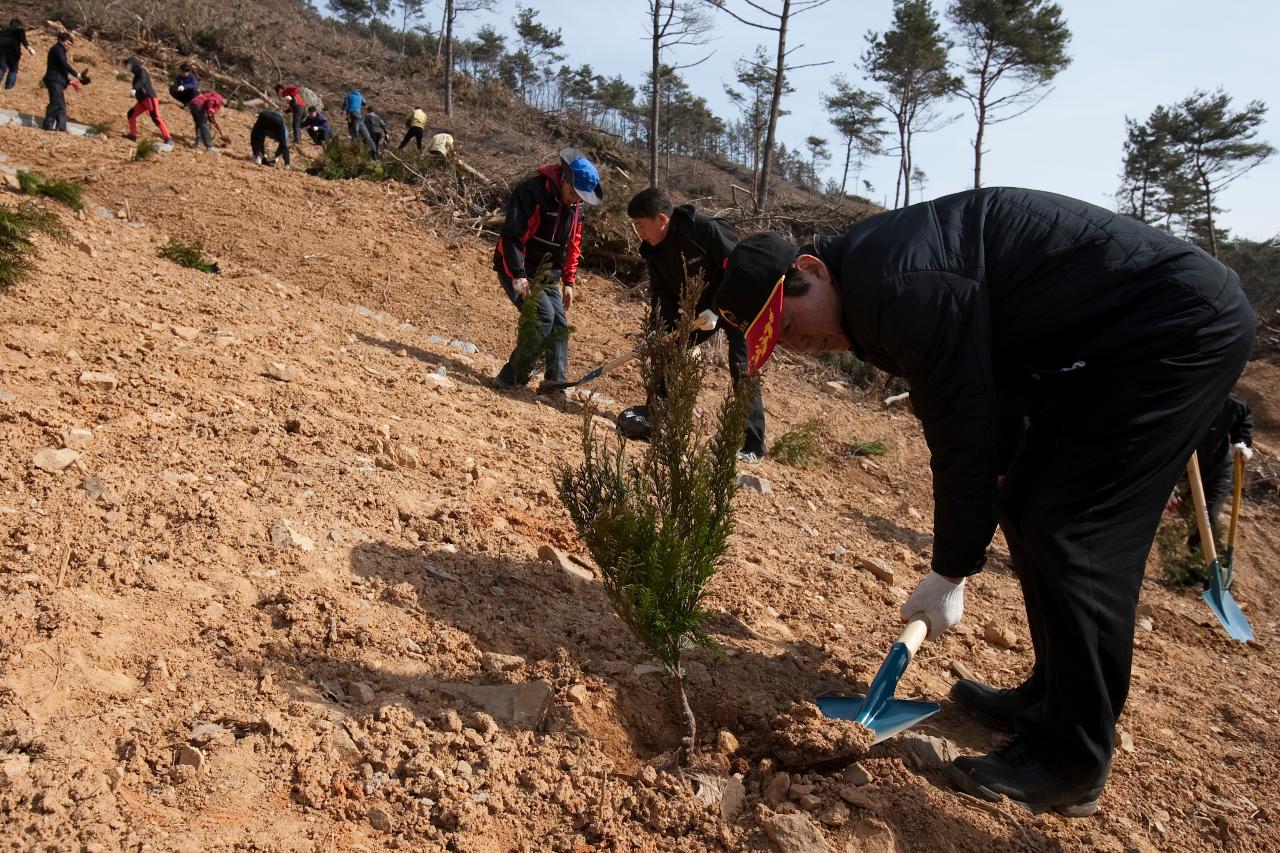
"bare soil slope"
1,30,1279,853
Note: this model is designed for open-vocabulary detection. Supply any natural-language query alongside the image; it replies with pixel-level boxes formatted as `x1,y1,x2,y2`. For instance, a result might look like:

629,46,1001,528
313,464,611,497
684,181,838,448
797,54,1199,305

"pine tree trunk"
756,0,791,212
1201,171,1217,257
444,1,454,117
648,2,661,188
841,136,852,196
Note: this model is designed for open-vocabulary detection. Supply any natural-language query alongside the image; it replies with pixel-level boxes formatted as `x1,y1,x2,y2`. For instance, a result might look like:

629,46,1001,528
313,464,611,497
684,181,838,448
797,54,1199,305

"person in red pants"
123,56,171,146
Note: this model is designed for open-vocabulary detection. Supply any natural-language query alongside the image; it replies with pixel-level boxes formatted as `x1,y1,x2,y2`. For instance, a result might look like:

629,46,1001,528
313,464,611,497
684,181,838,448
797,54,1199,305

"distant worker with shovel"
250,109,291,170
711,188,1254,816
491,148,603,392
187,90,225,152
1182,392,1253,557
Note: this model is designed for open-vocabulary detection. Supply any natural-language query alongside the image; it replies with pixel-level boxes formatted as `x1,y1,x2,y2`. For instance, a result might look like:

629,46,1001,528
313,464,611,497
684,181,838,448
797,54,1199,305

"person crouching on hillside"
123,56,172,147
491,147,603,392
301,106,332,144
169,62,198,106
250,109,291,169
188,90,224,152
622,187,768,462
41,32,86,133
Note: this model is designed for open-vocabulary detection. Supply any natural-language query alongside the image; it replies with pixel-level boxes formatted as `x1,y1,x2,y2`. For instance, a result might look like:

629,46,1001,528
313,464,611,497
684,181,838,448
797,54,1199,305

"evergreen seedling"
85,122,110,137
157,238,217,273
770,419,827,468
0,202,65,289
133,139,157,161
558,279,749,761
16,170,85,211
845,439,886,457
509,256,571,384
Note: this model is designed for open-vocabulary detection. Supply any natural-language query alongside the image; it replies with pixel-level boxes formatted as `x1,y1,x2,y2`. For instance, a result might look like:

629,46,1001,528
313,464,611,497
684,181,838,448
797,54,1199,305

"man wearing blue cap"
711,188,1254,817
492,147,603,392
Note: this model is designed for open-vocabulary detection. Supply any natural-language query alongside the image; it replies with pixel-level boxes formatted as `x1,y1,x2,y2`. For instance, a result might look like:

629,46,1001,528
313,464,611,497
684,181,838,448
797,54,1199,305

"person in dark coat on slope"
123,56,172,144
711,187,1255,816
622,187,768,462
250,109,291,169
0,19,35,90
41,32,85,132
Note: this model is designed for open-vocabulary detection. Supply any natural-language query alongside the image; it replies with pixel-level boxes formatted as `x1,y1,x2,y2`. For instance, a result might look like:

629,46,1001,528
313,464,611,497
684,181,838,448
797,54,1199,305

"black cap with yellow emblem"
711,232,800,374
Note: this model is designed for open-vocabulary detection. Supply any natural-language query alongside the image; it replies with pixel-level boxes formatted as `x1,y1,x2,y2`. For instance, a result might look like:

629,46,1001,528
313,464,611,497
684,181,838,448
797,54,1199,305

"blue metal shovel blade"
1203,558,1252,643
816,642,939,743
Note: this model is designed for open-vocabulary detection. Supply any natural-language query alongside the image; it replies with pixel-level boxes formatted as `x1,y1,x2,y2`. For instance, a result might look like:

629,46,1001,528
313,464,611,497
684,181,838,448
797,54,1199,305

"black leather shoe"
945,739,1107,817
949,678,1039,733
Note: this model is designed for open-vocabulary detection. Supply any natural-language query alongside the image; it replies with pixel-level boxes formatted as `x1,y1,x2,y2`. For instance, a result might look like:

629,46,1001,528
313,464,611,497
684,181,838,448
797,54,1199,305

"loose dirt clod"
769,703,875,768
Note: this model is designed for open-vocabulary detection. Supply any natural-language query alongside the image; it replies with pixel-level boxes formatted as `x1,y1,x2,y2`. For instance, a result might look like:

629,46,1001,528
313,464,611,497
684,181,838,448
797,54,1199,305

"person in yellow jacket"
399,107,428,151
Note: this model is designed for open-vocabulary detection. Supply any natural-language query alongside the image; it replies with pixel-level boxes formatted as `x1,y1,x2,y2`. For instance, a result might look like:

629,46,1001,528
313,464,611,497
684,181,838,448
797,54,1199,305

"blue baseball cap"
559,147,604,206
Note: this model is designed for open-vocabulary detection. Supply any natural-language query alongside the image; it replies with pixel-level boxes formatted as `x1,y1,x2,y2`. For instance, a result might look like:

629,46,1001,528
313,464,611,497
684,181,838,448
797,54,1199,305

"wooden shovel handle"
1186,452,1218,564
898,613,931,659
1228,450,1244,552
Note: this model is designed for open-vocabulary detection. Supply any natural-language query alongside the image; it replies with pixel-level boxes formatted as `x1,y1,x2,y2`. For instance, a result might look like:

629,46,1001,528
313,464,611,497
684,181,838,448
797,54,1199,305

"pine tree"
948,0,1071,188
864,0,960,207
557,280,750,761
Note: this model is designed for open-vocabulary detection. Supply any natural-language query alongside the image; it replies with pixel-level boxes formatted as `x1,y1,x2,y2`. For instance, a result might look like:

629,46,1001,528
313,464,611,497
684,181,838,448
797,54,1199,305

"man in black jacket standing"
622,187,767,461
712,188,1254,815
41,32,84,132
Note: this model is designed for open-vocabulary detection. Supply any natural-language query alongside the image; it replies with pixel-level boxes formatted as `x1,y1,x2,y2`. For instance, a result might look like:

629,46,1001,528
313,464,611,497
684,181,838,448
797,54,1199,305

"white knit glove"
692,309,718,332
900,572,966,641
1232,442,1254,461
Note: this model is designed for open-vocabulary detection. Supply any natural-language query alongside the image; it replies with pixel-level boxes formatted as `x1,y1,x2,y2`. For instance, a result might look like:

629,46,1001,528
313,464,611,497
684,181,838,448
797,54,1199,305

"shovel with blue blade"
1187,452,1252,643
816,614,939,743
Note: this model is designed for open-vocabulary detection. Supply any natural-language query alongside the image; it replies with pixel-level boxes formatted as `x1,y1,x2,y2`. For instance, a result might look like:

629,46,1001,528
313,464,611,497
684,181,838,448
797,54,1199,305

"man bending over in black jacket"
711,188,1254,817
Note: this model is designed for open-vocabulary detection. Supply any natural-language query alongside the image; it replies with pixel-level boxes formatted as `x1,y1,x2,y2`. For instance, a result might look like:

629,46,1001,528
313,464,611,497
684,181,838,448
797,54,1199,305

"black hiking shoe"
617,405,652,441
945,739,1107,817
489,374,521,392
949,679,1039,733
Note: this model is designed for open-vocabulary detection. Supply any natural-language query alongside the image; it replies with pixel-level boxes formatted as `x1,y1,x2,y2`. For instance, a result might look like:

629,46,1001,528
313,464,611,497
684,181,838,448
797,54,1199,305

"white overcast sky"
365,1,1280,239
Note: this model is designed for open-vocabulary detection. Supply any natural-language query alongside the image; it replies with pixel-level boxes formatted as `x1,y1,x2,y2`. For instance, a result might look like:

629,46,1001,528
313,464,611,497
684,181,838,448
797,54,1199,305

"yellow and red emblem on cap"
744,275,784,374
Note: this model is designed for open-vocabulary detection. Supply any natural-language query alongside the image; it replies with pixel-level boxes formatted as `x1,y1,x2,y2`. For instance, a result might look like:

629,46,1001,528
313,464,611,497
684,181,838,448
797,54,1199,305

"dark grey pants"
42,80,67,131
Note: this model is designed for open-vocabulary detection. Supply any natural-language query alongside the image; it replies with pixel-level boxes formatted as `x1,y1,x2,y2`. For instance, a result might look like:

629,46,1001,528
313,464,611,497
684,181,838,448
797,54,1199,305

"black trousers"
42,80,67,131
652,291,767,456
997,284,1253,781
288,104,303,147
400,126,424,150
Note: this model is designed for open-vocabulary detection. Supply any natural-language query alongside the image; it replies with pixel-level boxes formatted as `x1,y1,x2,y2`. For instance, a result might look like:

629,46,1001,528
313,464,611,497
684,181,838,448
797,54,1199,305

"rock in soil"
758,808,836,853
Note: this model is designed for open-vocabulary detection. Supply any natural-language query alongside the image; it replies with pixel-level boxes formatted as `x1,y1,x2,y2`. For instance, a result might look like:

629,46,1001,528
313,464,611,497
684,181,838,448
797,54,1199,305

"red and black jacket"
493,163,584,285
279,85,304,111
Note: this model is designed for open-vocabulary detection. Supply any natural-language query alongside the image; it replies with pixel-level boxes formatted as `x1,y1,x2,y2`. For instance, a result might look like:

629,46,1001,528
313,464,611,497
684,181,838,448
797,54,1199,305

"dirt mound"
1,35,1279,852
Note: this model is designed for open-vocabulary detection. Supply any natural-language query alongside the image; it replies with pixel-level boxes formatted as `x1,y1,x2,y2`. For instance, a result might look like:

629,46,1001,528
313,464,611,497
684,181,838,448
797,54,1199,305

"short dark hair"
180,62,192,72
9,19,22,29
783,264,812,297
627,187,673,219
307,105,317,113
56,32,72,42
